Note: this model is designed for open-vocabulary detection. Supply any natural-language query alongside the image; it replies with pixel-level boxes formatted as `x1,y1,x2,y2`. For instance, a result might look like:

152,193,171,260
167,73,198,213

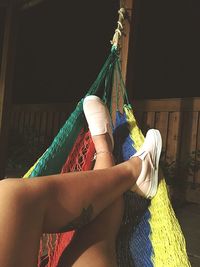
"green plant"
161,150,200,188
6,127,48,172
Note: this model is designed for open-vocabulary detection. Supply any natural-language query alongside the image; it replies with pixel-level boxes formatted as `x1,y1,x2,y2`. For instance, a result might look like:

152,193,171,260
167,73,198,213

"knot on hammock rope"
111,7,126,49
118,8,125,20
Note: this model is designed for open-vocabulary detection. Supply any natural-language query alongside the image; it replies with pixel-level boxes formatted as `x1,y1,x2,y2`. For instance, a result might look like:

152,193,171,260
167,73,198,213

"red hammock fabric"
38,128,95,267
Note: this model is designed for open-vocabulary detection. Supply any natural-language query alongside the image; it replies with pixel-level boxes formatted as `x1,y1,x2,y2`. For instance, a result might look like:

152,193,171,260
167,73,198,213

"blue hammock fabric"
114,110,152,266
113,106,190,267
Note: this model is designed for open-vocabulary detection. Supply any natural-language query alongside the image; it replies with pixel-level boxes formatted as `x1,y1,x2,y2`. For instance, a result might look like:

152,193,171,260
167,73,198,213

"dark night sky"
13,0,119,103
12,0,200,104
132,0,200,99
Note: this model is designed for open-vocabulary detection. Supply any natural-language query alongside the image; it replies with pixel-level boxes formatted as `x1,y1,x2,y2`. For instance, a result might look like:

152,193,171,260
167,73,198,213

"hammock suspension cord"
111,7,126,49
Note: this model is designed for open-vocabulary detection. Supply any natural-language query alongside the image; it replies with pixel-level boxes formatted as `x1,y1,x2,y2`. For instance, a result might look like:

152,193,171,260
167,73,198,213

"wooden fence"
131,98,200,204
132,98,200,185
9,103,75,148
9,98,200,191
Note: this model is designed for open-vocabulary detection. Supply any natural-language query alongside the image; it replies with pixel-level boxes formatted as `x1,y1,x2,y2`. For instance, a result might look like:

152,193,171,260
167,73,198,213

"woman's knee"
0,178,48,227
0,178,29,208
0,178,45,215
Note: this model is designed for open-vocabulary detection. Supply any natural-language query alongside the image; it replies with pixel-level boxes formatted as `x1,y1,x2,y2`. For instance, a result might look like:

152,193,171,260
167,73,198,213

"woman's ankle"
92,133,113,154
127,157,142,185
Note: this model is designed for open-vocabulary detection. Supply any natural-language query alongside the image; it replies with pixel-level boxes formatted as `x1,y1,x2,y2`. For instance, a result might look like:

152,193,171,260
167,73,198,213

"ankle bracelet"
93,151,113,160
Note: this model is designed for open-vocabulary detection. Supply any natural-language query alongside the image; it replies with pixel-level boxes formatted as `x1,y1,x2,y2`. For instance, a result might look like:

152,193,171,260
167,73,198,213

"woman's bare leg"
58,133,124,266
0,150,141,267
0,177,47,267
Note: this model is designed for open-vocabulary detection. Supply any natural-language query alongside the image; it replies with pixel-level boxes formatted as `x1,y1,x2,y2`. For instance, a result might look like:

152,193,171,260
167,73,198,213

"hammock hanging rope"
23,6,191,267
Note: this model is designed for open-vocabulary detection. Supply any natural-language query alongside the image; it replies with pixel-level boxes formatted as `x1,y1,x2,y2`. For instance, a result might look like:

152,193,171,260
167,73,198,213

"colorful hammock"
22,5,191,263
23,47,191,267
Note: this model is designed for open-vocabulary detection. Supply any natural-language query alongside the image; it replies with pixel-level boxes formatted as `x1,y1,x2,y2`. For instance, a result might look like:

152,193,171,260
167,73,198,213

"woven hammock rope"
23,48,191,267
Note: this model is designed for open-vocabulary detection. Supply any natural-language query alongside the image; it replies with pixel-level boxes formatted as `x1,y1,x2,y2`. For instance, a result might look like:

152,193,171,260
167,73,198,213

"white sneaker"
131,129,162,199
83,95,114,150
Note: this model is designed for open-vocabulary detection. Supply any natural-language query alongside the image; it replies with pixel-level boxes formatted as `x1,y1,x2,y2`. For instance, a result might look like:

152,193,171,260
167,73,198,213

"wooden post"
110,0,134,123
120,0,134,87
0,2,17,178
119,0,134,104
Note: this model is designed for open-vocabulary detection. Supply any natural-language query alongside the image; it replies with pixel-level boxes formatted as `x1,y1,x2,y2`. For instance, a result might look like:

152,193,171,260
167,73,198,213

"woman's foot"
83,95,114,155
129,129,162,199
83,96,162,199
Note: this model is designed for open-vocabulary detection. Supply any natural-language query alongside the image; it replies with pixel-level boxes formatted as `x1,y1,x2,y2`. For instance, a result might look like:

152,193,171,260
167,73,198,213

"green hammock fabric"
23,48,191,267
24,51,118,178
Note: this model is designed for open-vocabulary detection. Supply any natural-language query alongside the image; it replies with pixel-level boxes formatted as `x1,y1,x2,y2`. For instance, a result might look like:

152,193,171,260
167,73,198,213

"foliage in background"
161,150,200,189
6,127,49,175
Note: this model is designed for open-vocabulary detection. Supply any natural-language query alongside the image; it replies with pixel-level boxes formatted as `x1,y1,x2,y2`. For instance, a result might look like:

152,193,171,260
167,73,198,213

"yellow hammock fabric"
125,106,190,267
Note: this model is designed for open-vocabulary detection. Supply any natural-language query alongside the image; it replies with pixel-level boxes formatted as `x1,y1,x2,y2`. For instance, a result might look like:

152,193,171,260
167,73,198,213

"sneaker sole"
146,129,162,199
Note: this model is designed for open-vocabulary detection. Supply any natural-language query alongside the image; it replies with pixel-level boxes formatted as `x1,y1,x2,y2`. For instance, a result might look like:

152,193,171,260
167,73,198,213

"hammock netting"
23,48,191,267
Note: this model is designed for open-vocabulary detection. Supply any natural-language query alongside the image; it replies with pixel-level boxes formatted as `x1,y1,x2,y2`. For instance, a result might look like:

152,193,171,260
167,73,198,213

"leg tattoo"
61,205,94,232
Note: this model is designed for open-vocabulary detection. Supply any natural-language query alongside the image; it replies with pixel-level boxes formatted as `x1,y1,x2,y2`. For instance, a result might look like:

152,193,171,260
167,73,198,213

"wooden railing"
9,98,200,188
10,103,75,148
133,98,200,186
131,98,200,204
